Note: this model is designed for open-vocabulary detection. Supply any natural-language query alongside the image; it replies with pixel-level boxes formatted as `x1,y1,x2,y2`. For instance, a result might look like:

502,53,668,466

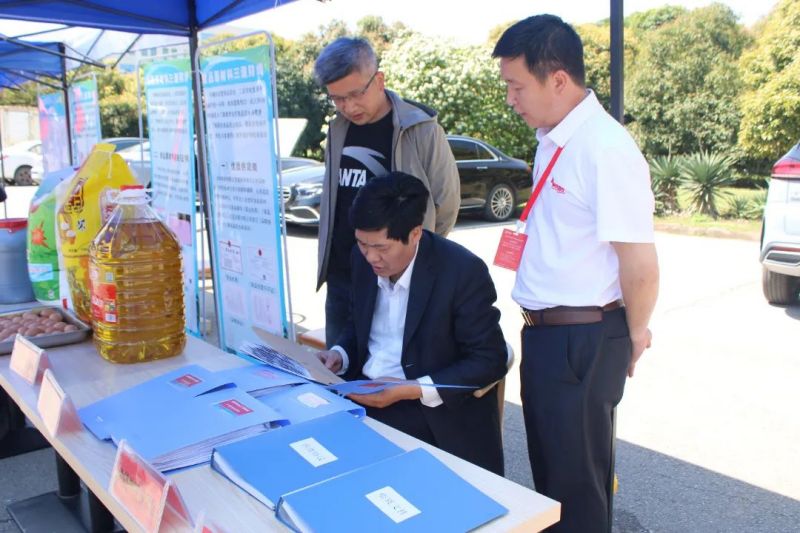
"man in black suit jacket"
317,172,508,475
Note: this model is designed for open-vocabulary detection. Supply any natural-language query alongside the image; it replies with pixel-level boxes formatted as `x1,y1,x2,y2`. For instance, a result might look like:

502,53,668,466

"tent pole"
189,13,215,343
59,43,74,166
0,120,6,217
610,0,624,124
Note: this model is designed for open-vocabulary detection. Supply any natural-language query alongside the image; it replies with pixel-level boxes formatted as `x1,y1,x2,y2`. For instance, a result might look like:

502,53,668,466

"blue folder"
212,411,404,509
212,363,309,396
78,364,230,440
258,382,366,424
104,386,288,471
276,448,508,533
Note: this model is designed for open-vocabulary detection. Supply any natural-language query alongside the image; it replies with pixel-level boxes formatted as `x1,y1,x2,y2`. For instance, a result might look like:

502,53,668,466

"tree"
737,0,800,164
95,67,143,138
575,22,637,113
381,35,532,160
626,4,750,157
625,6,686,32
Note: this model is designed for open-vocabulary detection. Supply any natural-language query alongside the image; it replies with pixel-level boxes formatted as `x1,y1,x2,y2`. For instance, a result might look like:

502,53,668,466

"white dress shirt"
333,246,443,407
512,90,655,310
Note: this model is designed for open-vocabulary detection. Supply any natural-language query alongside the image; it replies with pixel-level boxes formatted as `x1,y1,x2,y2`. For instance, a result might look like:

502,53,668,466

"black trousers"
520,307,631,533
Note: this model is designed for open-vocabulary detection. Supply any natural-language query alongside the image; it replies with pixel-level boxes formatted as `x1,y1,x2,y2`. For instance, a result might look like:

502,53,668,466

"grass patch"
655,212,761,240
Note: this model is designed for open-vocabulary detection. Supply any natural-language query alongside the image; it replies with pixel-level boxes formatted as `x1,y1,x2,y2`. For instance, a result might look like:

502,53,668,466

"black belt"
521,300,624,327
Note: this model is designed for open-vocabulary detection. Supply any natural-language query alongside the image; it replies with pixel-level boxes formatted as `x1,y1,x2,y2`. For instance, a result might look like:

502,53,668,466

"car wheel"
761,267,799,305
12,165,33,186
484,183,516,222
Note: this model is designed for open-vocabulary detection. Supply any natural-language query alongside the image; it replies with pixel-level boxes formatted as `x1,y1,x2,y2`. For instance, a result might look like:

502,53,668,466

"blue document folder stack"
257,382,366,424
212,411,404,509
79,365,229,440
276,448,508,533
78,365,289,471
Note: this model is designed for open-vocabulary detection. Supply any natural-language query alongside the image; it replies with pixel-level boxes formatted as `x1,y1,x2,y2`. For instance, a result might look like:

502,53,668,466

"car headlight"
295,183,323,197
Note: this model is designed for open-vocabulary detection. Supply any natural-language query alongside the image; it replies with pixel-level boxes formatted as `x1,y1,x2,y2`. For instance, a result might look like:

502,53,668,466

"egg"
63,325,79,332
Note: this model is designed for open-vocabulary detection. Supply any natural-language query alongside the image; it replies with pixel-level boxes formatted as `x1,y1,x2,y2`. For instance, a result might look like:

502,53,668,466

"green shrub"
680,152,736,218
649,155,684,214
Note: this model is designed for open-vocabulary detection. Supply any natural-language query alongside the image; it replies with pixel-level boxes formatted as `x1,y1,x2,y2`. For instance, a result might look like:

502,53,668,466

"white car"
761,141,800,304
1,140,44,185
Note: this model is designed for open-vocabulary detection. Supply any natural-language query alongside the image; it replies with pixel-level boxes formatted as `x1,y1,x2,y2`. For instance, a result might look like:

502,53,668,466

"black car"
281,135,532,225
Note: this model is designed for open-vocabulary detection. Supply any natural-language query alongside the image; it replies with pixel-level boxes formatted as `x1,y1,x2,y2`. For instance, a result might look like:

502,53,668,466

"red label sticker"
493,229,528,271
172,374,202,388
91,281,117,324
218,399,253,416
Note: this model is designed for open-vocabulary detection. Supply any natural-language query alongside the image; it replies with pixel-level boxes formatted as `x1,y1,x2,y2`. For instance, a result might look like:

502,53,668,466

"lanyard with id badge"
493,146,564,271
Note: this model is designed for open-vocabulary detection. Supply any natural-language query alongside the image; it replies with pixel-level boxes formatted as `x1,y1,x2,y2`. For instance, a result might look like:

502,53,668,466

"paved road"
2,186,798,532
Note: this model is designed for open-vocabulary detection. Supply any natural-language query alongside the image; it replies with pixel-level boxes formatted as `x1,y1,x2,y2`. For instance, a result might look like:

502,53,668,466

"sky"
239,0,780,44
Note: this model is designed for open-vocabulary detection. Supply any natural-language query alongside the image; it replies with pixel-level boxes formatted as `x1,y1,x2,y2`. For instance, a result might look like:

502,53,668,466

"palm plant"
744,190,767,220
680,152,736,218
725,195,751,219
649,155,684,215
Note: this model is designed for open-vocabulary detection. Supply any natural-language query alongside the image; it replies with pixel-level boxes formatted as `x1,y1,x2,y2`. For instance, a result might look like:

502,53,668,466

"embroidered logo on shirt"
550,179,566,194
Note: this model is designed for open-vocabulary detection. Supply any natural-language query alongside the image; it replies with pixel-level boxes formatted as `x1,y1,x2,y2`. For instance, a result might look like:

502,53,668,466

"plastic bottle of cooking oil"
89,185,185,363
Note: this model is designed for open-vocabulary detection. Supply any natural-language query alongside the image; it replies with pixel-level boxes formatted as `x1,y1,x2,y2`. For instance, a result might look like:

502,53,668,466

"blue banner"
201,44,288,352
69,76,102,166
144,59,201,337
37,91,71,173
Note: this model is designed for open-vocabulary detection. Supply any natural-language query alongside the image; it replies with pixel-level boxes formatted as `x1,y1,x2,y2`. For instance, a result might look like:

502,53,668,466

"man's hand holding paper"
347,377,422,408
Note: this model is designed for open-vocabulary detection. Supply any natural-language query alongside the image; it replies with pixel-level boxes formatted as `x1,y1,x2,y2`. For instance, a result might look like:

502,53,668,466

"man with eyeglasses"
314,37,460,347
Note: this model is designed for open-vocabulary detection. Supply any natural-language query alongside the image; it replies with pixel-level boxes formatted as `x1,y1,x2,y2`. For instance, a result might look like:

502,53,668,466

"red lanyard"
519,146,563,223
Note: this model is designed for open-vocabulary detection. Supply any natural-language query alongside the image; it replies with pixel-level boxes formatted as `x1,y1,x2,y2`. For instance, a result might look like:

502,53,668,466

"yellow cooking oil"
89,186,185,363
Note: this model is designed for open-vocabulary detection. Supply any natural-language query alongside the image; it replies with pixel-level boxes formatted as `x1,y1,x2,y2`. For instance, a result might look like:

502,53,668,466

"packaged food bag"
27,167,78,306
56,144,138,322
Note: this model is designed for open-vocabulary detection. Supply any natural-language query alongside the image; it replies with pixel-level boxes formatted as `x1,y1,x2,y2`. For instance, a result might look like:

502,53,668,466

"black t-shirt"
329,110,394,276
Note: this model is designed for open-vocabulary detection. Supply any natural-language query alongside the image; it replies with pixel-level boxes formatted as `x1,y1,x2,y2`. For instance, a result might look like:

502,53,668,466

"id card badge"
493,146,563,272
493,223,528,271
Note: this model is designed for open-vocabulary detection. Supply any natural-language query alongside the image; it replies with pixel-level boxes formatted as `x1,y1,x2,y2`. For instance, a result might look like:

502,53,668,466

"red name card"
109,441,192,532
9,334,50,385
493,228,528,271
37,369,80,437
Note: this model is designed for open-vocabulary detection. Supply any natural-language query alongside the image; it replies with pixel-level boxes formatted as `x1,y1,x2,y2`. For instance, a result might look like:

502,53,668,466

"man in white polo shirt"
493,15,660,533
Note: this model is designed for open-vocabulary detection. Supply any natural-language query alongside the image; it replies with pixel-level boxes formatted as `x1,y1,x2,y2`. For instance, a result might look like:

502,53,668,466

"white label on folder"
289,437,337,467
366,486,421,524
296,392,329,408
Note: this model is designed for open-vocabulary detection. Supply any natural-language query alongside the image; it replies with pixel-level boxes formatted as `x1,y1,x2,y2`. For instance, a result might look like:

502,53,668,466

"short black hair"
349,172,429,244
492,14,585,87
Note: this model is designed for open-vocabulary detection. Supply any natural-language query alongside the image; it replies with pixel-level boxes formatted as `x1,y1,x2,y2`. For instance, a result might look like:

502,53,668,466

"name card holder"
37,369,80,436
9,334,50,385
109,441,193,532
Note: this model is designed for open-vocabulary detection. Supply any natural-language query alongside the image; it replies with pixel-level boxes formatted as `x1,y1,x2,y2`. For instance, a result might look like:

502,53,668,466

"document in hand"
276,448,508,533
249,327,345,385
78,365,230,440
212,363,309,397
212,411,404,509
257,382,365,424
102,386,288,471
327,380,479,396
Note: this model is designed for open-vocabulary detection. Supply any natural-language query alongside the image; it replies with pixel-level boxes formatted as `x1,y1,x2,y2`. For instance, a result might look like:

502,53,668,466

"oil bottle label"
91,282,117,324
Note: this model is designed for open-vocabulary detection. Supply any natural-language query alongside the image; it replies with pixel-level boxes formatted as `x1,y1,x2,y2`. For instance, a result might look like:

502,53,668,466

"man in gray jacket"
314,37,460,346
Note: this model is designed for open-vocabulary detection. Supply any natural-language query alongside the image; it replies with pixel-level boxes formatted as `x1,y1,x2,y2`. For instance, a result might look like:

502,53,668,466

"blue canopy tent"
0,5,301,528
0,0,300,174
